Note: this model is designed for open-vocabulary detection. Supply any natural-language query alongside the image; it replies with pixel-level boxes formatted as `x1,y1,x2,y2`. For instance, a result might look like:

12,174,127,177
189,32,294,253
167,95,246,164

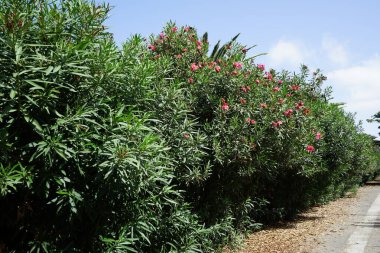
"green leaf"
10,90,16,99
25,80,45,91
45,66,54,75
32,119,43,132
15,43,23,63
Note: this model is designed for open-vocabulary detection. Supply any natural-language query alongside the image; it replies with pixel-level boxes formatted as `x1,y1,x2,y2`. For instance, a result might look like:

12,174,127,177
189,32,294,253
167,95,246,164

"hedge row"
0,1,379,252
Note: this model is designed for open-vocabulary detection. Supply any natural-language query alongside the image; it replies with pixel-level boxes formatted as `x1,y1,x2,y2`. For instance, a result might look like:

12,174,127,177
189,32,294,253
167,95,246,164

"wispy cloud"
327,56,380,137
328,56,380,109
322,36,349,66
267,40,306,69
265,37,380,137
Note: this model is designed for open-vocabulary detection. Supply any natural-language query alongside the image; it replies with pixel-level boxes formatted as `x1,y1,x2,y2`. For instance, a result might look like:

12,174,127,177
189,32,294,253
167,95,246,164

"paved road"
314,177,380,253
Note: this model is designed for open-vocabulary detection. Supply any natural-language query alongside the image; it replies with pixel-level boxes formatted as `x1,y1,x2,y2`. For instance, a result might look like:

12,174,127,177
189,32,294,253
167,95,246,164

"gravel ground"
224,184,379,253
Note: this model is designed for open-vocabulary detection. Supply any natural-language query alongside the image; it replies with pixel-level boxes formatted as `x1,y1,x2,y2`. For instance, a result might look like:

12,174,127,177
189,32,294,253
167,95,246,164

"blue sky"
101,0,380,138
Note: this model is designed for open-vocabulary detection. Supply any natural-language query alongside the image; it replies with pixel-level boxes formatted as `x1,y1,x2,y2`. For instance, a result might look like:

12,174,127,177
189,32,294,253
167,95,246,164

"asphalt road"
314,177,380,253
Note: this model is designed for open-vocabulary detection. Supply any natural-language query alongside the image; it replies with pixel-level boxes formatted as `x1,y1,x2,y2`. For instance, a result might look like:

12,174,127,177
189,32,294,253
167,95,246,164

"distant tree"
368,111,380,136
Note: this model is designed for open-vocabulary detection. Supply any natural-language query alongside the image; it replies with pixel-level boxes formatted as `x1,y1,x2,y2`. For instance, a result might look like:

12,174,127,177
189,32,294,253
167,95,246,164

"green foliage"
0,1,215,252
0,1,379,252
368,111,380,137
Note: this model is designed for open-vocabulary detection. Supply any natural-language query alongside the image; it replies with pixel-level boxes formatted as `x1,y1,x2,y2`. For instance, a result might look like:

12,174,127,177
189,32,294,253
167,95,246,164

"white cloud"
268,40,306,69
327,56,380,137
322,36,349,66
328,56,380,103
264,37,379,137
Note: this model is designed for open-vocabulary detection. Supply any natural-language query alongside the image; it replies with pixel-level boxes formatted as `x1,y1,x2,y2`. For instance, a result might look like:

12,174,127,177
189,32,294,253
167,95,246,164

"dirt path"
314,179,380,253
225,177,380,253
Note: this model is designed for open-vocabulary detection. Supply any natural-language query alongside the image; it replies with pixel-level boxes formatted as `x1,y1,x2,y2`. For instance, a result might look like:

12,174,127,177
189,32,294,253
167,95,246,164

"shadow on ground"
365,176,380,185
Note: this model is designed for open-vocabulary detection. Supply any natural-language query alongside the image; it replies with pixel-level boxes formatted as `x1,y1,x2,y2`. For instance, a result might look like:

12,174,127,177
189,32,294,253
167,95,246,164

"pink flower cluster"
233,62,243,69
283,109,293,117
241,85,251,93
295,101,304,110
291,85,300,91
196,40,202,50
190,63,199,72
272,120,283,127
245,117,256,125
221,98,229,111
306,145,315,152
257,64,265,71
265,72,273,81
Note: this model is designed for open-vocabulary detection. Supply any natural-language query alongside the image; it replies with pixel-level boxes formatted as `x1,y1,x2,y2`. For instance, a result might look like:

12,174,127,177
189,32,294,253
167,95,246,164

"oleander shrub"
0,1,229,252
133,23,379,224
0,0,379,252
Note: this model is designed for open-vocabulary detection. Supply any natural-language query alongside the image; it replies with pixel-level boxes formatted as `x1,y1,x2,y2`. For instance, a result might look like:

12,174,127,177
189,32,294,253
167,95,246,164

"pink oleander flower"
221,102,229,111
190,63,199,72
159,32,165,39
306,145,315,152
241,86,247,93
184,26,190,32
250,119,256,124
273,86,280,92
278,80,283,84
265,72,273,81
231,70,238,76
215,65,221,73
245,117,251,123
188,77,194,84
176,54,182,59
256,79,260,84
182,48,188,52
148,45,156,51
197,45,202,50
295,100,304,110
291,85,300,91
286,93,293,97
260,103,268,109
233,62,243,69
246,86,251,91
283,109,293,117
257,64,265,71
183,133,190,139
316,132,322,140
272,121,283,127
171,27,178,32
196,40,202,46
